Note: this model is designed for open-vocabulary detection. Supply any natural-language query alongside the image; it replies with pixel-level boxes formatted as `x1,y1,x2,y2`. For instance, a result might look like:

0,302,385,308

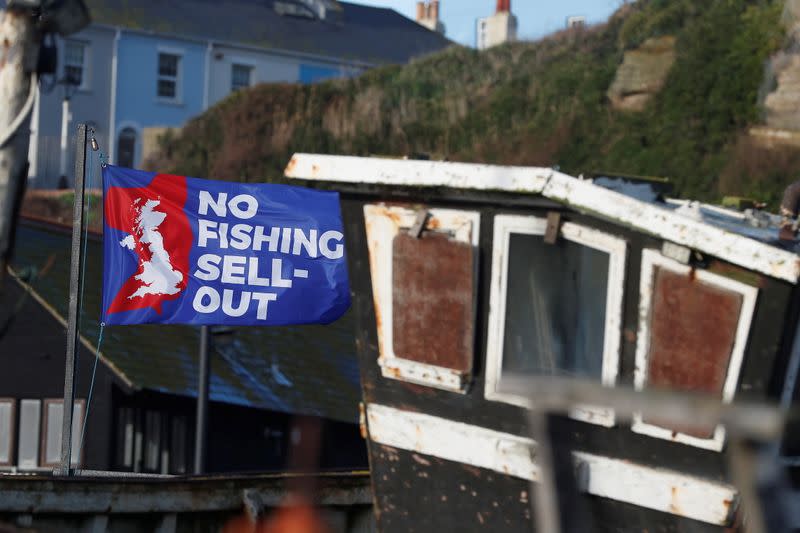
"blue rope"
78,322,104,462
75,146,106,465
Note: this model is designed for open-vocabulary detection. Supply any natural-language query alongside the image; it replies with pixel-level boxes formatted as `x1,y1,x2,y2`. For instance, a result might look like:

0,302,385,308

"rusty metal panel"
645,267,743,437
391,232,475,373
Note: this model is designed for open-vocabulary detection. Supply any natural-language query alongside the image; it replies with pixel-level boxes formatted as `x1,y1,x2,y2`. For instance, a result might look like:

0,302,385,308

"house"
285,153,800,531
0,220,366,474
477,0,518,50
11,0,452,188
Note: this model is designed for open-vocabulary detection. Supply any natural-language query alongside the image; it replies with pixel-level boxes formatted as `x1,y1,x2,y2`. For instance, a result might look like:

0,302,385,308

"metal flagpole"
56,123,88,476
194,325,211,474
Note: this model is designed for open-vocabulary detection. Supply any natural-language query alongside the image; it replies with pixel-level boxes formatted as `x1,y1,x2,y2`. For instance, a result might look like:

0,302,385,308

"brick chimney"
496,0,510,13
416,0,445,34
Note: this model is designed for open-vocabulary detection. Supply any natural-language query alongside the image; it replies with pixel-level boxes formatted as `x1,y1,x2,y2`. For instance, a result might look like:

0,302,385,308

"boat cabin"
285,154,800,532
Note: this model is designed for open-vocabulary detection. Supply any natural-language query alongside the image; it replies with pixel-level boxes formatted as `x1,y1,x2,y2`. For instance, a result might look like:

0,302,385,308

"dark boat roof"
83,0,453,65
10,222,361,424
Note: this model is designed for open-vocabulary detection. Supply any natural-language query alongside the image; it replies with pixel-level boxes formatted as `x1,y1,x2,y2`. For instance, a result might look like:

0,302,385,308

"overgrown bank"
151,0,796,206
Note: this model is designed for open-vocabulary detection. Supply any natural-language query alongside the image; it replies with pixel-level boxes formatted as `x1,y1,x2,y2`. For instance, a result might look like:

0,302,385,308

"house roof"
11,222,362,424
82,0,453,65
284,153,800,284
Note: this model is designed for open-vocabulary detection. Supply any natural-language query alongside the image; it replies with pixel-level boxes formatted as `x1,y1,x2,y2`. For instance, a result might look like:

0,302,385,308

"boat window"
40,399,84,468
485,215,626,427
363,204,480,393
632,249,757,451
0,399,14,466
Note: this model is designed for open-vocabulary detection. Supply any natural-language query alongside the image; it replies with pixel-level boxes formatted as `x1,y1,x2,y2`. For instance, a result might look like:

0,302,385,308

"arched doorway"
117,127,137,168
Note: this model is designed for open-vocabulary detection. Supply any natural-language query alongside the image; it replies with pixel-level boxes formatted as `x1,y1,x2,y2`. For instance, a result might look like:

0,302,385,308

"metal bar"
194,325,211,474
57,123,88,477
504,375,785,441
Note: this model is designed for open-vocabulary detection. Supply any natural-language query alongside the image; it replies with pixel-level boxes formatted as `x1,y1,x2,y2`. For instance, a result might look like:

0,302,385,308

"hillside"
150,0,798,206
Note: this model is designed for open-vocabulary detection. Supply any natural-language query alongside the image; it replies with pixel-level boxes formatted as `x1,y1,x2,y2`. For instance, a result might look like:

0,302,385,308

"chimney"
496,0,510,13
430,0,439,22
416,1,425,22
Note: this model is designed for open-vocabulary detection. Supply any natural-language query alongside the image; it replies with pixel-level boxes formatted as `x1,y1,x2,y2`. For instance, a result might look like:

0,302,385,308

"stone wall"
607,36,677,112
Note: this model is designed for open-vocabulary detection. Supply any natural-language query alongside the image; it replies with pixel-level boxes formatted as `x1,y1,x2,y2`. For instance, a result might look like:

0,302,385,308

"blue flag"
102,165,350,326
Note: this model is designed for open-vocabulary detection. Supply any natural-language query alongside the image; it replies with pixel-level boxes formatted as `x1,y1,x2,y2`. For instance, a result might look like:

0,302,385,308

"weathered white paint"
363,204,480,392
285,154,800,284
484,215,627,427
632,249,758,451
366,403,738,526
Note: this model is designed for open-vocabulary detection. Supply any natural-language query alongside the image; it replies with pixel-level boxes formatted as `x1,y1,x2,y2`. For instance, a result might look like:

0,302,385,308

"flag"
102,165,350,326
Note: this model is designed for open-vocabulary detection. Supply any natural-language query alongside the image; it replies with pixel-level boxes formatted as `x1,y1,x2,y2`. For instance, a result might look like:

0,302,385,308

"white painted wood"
484,215,627,427
632,249,759,451
366,403,738,526
285,154,800,283
363,204,480,393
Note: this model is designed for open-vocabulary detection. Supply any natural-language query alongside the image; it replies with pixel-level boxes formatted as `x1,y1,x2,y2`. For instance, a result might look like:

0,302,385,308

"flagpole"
194,325,211,474
57,123,88,476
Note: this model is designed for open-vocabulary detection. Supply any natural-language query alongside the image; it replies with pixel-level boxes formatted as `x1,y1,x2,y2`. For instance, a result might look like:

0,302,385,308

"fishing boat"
285,153,800,532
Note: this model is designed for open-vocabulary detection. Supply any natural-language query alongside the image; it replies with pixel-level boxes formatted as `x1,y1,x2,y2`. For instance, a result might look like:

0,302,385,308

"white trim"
364,204,480,392
284,154,800,284
90,23,377,70
366,403,738,526
632,249,758,451
108,29,120,164
484,215,626,427
202,42,212,111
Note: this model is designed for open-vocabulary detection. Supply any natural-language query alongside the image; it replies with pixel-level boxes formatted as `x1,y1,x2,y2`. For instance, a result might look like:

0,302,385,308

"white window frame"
364,204,480,393
0,398,16,467
632,249,758,451
230,62,255,92
156,47,184,104
485,214,627,427
17,399,41,470
63,39,90,91
40,399,85,468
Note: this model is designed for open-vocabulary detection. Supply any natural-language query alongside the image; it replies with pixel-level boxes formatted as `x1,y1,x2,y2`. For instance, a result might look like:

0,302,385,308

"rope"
77,322,104,462
0,73,37,149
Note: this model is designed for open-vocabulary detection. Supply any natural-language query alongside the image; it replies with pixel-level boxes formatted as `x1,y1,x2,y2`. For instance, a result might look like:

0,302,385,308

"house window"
0,399,15,467
485,215,627,427
114,407,189,474
117,127,137,168
363,205,480,392
41,400,84,468
632,249,758,451
157,52,181,100
231,64,253,92
17,399,41,469
64,40,87,88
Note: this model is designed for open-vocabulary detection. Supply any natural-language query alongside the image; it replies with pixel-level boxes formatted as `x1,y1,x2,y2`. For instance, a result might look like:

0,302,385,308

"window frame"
230,62,254,92
156,48,183,104
484,214,627,427
63,39,89,91
0,398,16,467
631,249,758,451
40,399,85,469
363,204,481,393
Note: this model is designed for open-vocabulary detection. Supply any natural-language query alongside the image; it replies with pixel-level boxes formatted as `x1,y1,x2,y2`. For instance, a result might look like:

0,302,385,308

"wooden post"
56,123,88,476
0,7,39,276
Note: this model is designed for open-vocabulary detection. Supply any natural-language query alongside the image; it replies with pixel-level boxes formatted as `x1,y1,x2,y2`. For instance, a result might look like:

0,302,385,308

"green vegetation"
152,0,796,206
